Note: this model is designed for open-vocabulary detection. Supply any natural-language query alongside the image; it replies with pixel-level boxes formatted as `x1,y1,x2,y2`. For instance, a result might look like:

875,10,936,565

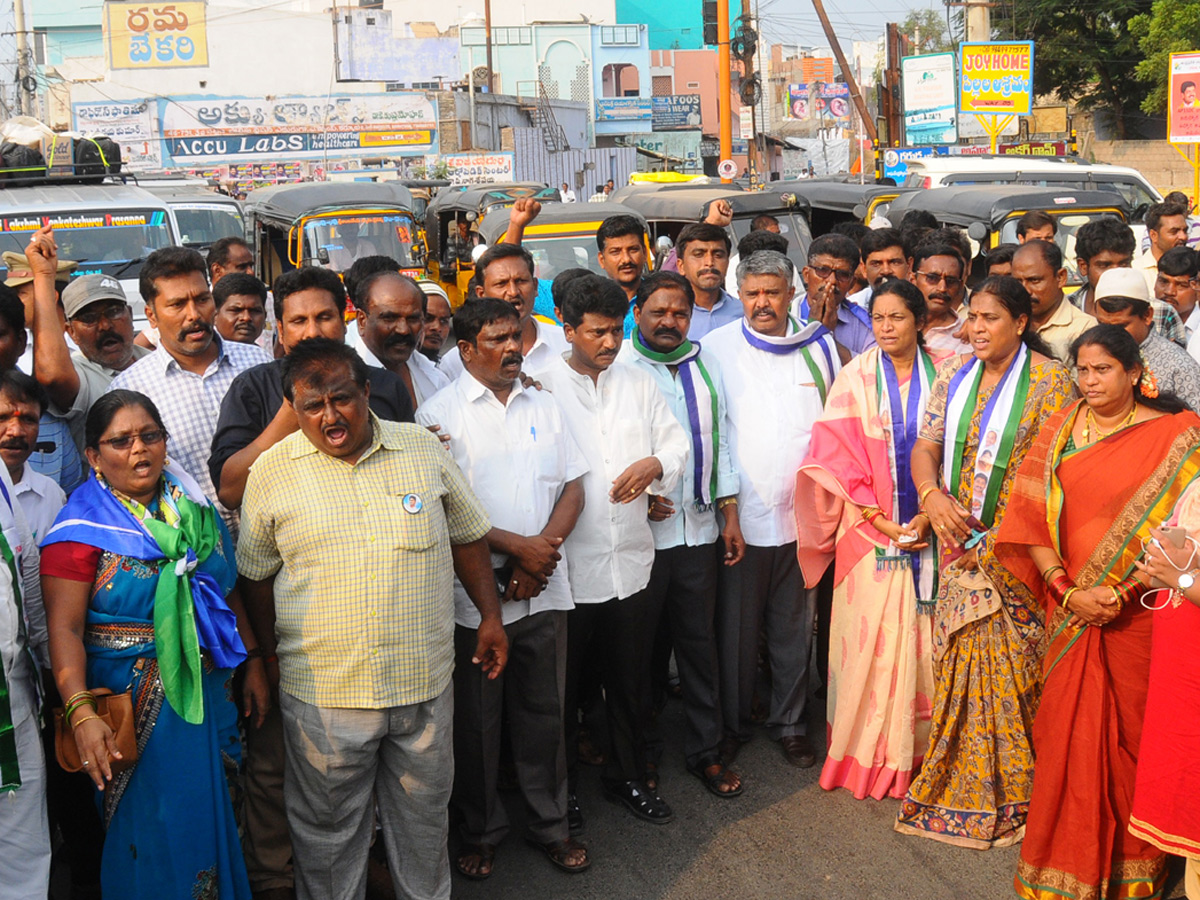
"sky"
754,0,948,53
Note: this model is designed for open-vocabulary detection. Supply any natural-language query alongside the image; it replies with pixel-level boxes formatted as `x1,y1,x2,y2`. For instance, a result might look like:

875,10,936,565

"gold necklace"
1083,405,1137,443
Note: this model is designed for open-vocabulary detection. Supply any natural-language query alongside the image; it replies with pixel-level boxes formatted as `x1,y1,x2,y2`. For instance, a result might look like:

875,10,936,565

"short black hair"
206,236,251,275
1158,246,1199,279
736,229,789,259
0,369,46,415
1074,217,1135,263
1183,81,1196,94
355,270,425,314
860,227,908,260
806,233,860,268
929,226,972,268
1147,200,1189,233
1014,238,1064,272
454,297,520,346
596,215,646,252
213,272,268,310
750,214,780,231
0,285,25,336
343,255,401,308
634,270,695,309
676,222,731,257
911,240,966,278
899,209,939,232
560,273,629,327
551,268,593,311
281,337,368,402
830,221,870,246
471,243,536,296
140,247,207,306
985,244,1018,273
1016,210,1056,238
271,266,347,321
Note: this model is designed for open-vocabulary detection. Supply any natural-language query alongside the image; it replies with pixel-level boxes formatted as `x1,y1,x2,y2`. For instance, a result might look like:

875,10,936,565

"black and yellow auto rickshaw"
884,185,1132,285
242,181,425,285
778,180,918,235
610,183,813,277
475,200,654,284
424,182,560,307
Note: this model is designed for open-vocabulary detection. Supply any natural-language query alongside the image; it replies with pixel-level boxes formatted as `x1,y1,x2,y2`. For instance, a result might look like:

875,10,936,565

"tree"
900,9,954,55
992,0,1153,139
1130,0,1200,115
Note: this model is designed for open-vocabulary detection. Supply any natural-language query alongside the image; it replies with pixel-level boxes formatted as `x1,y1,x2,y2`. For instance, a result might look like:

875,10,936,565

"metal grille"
538,64,560,99
652,75,673,96
570,64,590,103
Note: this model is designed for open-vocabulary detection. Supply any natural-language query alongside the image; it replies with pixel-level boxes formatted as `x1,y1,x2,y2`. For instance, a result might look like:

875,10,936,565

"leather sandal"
525,836,591,874
601,778,674,824
454,842,496,880
687,756,744,798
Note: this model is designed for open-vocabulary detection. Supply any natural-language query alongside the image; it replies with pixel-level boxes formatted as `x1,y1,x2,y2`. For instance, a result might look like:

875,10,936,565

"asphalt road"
449,695,1188,900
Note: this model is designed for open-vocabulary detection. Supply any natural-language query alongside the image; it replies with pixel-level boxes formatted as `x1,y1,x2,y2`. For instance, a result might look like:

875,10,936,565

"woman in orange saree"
995,325,1200,900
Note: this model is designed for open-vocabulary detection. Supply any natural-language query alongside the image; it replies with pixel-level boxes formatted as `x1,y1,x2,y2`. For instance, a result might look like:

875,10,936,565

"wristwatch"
1179,570,1197,591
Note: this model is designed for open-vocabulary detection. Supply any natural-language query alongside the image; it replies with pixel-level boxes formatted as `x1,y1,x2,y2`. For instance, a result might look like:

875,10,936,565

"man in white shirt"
0,456,50,900
618,271,745,798
1155,246,1200,349
0,372,66,542
540,274,689,829
561,183,577,203
1135,200,1190,292
416,298,589,878
705,250,840,770
439,244,568,381
107,247,272,529
351,271,449,409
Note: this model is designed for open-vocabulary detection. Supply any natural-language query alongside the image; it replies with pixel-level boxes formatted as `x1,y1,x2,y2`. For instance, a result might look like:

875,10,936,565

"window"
33,30,47,66
600,26,639,46
652,75,673,97
461,27,485,46
460,25,531,46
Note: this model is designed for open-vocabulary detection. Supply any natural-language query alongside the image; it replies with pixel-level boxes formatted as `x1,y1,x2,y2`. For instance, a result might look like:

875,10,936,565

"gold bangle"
717,497,737,511
918,485,939,508
64,690,94,707
71,714,103,730
916,480,937,497
1062,587,1080,612
860,505,883,522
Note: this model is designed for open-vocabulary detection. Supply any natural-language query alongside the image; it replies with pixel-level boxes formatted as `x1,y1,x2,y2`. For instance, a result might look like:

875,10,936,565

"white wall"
381,0,617,34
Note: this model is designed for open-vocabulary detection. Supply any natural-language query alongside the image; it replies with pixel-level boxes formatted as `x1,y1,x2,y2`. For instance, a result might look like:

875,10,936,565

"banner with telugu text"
104,2,209,70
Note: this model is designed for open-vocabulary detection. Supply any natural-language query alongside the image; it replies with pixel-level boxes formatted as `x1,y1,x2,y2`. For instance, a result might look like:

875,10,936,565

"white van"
902,156,1162,215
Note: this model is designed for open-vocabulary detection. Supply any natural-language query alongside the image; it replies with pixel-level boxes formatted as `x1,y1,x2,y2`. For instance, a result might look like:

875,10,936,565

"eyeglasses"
916,271,964,289
72,302,130,327
99,429,168,450
808,264,856,284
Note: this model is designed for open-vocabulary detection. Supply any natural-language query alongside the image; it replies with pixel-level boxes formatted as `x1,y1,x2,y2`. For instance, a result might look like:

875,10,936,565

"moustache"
385,333,416,349
96,331,124,347
929,291,952,303
653,327,682,341
698,268,721,278
0,438,28,452
177,322,212,341
751,307,778,318
501,353,524,367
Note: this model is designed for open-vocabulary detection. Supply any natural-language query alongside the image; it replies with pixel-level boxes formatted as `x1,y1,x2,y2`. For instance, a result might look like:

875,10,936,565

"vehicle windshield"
729,212,813,274
999,212,1121,285
0,209,173,281
303,213,417,272
172,203,244,249
525,234,607,281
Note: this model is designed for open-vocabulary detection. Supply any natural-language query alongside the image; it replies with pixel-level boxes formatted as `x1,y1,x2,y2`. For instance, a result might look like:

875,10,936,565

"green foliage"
1131,0,1200,115
900,9,954,55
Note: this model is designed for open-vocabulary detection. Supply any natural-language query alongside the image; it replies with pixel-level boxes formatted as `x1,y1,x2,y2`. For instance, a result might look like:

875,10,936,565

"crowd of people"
0,186,1198,900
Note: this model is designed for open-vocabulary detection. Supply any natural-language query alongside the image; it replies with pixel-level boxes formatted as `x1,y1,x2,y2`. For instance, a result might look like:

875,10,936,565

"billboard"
901,53,957,145
1168,52,1200,145
595,98,653,122
159,93,438,164
786,83,852,131
104,2,209,69
959,42,1034,116
442,152,516,185
651,95,702,131
73,99,161,169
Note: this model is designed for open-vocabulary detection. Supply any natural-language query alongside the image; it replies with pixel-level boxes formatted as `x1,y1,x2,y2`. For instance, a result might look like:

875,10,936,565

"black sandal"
526,836,591,874
455,842,496,880
687,757,744,798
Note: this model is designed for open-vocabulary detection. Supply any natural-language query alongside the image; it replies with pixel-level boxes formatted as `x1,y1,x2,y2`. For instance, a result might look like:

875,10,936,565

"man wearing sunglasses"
25,227,151,463
1012,239,1096,364
909,240,972,357
793,234,875,361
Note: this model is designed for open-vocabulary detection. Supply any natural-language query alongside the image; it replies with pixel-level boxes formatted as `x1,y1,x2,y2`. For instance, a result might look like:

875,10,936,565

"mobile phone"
1150,526,1190,588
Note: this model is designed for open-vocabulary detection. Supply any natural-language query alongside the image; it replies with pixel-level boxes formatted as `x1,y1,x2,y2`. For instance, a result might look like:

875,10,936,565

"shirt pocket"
383,479,446,551
523,425,566,485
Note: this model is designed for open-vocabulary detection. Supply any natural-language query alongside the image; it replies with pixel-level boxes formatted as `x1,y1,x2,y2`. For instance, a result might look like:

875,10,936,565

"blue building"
32,0,104,68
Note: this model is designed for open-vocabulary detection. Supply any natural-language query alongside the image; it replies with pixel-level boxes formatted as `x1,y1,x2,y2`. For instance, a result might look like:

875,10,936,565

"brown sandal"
455,842,496,880
526,836,591,874
688,757,744,798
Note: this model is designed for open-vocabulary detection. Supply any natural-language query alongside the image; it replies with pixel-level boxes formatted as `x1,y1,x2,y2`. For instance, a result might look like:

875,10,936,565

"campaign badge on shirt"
402,493,423,514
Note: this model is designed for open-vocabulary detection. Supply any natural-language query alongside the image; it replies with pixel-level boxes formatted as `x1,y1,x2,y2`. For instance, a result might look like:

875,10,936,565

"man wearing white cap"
25,227,150,460
1094,267,1200,411
419,281,453,362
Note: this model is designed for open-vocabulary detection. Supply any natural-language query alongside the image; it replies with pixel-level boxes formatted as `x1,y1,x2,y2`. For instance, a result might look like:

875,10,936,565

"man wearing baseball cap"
25,226,149,459
1094,267,1200,411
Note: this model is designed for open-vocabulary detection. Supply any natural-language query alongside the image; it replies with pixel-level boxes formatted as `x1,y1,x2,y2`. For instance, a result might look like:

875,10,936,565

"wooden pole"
811,0,877,143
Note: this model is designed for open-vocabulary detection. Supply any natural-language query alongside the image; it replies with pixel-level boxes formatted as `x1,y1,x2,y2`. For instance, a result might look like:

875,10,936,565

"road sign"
717,158,737,179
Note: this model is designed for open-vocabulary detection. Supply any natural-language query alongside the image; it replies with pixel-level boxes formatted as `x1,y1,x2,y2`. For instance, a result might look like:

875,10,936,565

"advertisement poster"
441,152,516,185
105,2,209,69
595,98,653,122
651,96,702,131
1168,52,1200,144
959,42,1034,116
787,83,851,131
159,93,438,164
72,99,162,169
901,53,958,145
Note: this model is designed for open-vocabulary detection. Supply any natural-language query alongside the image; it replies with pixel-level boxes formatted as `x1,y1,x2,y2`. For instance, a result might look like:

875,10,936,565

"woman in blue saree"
43,390,268,900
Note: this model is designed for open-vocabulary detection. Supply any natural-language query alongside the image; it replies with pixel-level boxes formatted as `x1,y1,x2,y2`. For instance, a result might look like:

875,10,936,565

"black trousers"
565,589,655,789
643,542,723,769
452,611,569,846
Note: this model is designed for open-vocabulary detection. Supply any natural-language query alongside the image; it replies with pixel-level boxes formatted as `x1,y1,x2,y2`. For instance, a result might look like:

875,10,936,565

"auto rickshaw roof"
243,181,416,221
610,183,809,221
774,181,919,214
476,200,649,245
883,185,1131,228
425,182,559,217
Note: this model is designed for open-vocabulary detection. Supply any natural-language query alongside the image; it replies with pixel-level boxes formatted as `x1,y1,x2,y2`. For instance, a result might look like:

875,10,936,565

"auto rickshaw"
611,183,813,276
424,182,560,307
476,200,654,283
398,179,451,222
776,180,918,235
883,185,1132,286
242,181,425,286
